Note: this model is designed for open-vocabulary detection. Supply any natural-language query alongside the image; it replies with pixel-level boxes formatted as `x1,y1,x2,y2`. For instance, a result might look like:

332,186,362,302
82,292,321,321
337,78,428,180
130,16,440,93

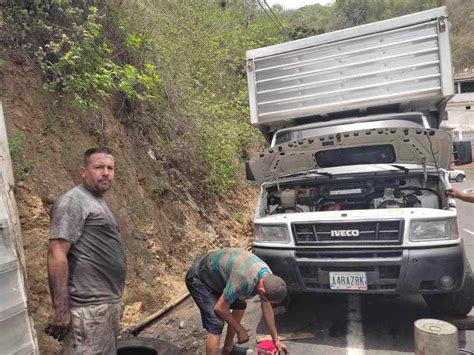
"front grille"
295,249,403,259
293,220,403,245
419,280,437,291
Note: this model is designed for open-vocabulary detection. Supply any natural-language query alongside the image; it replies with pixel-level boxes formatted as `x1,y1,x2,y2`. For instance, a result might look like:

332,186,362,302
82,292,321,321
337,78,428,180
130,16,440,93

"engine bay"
264,175,444,215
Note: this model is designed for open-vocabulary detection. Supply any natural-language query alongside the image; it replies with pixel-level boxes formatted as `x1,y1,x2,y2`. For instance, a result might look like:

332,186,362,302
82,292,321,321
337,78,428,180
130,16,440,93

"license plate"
329,272,368,290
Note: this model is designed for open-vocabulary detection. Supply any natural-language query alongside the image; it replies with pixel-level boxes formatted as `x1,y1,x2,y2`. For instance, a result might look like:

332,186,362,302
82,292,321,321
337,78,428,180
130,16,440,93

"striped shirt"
196,248,271,304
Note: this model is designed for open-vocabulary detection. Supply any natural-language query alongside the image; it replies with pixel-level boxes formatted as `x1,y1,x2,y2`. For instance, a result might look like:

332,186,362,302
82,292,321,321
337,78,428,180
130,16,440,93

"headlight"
254,225,290,243
409,219,458,242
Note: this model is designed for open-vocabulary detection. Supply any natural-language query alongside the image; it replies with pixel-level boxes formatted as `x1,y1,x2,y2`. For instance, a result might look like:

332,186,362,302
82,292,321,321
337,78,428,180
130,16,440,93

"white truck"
246,7,474,316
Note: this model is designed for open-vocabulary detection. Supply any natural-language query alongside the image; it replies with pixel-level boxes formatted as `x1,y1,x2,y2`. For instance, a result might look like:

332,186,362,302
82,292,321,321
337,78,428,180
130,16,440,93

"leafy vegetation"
1,0,472,192
111,1,283,193
3,1,160,110
8,131,37,182
8,131,24,160
447,0,474,70
280,0,473,69
40,115,63,136
235,211,245,225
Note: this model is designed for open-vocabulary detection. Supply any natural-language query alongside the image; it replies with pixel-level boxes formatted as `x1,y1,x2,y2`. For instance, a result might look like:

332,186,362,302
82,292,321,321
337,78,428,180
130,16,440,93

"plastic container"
257,340,277,355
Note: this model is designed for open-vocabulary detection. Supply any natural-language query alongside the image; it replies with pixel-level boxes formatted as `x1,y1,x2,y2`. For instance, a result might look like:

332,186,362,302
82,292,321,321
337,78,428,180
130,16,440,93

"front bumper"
253,244,466,294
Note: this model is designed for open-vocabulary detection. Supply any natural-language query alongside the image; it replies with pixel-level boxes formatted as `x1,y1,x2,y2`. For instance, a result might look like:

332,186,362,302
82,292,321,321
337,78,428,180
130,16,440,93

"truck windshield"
316,144,396,167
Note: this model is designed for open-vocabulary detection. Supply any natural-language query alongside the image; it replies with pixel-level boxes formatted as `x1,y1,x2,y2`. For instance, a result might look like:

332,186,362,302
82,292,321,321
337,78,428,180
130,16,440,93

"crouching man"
185,248,288,355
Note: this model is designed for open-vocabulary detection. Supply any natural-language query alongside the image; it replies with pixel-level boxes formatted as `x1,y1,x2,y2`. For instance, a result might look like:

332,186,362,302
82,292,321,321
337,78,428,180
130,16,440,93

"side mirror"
245,160,255,181
453,140,472,165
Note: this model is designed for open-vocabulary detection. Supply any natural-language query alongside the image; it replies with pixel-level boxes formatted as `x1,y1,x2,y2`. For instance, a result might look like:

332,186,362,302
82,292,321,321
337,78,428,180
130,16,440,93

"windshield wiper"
281,169,332,179
390,164,409,174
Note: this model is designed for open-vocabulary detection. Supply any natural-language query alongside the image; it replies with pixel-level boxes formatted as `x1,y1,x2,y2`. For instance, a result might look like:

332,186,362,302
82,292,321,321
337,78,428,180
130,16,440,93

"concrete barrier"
414,318,458,355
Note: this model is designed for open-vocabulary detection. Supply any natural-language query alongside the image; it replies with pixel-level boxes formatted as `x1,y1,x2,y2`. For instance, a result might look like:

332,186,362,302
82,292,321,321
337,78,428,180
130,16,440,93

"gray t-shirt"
49,186,127,306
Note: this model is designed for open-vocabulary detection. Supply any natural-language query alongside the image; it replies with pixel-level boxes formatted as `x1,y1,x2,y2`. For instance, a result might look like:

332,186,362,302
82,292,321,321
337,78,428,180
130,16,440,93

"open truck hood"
248,127,452,184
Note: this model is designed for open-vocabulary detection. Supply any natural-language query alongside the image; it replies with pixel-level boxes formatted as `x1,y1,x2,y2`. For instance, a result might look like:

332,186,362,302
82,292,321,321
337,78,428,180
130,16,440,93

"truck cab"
248,113,473,316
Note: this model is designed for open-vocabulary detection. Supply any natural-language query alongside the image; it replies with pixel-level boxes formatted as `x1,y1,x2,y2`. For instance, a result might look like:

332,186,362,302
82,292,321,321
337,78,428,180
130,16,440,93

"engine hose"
396,186,439,196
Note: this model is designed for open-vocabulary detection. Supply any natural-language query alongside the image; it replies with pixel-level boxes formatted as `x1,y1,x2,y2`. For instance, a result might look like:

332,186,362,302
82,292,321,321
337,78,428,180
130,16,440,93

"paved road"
455,179,474,263
148,178,474,354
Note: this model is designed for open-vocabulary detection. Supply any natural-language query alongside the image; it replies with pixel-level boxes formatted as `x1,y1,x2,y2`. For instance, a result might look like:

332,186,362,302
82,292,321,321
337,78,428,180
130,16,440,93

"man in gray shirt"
45,147,127,354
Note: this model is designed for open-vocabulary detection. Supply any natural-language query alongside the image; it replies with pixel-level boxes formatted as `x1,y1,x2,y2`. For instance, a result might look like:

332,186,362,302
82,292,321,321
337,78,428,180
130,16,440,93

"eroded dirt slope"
0,52,257,353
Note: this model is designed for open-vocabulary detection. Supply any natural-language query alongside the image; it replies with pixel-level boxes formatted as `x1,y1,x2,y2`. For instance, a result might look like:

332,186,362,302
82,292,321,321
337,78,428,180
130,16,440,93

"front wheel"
423,263,474,317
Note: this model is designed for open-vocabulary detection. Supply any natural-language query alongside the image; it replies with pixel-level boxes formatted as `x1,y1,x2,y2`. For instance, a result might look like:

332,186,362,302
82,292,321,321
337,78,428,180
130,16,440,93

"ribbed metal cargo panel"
0,102,38,353
0,265,28,320
0,310,37,355
246,7,453,130
0,219,16,271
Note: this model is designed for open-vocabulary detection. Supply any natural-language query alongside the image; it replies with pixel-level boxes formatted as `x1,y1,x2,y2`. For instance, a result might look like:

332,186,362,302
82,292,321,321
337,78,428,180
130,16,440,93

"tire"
423,261,474,317
117,336,182,355
456,174,465,182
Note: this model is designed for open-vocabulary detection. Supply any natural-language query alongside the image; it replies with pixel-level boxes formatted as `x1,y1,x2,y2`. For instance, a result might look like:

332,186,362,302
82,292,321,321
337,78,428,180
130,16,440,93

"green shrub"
9,131,24,160
3,3,161,111
8,131,36,182
40,115,63,136
38,7,160,110
142,1,277,192
235,212,245,225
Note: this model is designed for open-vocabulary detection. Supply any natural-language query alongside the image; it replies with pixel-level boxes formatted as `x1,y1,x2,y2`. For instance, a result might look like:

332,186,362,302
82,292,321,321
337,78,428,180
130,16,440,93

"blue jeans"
186,265,246,334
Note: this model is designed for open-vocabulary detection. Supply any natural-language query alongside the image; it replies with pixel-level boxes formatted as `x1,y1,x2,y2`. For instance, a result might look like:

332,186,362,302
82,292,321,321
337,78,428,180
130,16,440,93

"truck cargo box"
246,7,453,134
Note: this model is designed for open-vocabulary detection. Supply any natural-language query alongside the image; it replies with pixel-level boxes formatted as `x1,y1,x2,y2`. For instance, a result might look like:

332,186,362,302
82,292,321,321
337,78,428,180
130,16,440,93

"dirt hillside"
0,50,258,353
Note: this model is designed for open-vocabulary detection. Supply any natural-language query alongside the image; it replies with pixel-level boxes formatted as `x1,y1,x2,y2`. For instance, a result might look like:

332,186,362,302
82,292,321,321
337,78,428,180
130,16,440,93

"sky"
265,0,334,10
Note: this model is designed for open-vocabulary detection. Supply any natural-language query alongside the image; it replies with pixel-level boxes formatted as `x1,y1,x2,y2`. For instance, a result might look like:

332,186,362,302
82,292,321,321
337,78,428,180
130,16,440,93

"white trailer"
246,7,453,139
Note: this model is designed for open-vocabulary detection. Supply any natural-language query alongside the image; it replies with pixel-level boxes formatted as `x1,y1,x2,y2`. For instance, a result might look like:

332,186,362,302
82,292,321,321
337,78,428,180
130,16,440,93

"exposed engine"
265,176,442,215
